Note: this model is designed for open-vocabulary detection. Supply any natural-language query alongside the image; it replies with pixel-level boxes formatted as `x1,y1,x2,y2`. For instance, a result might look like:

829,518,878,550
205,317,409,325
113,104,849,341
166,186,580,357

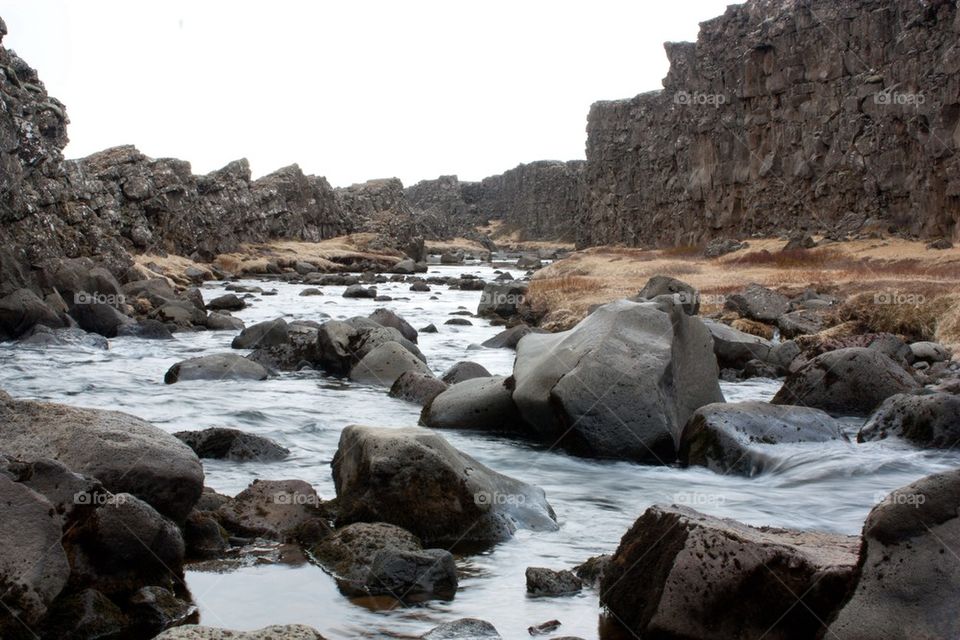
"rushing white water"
1,264,957,640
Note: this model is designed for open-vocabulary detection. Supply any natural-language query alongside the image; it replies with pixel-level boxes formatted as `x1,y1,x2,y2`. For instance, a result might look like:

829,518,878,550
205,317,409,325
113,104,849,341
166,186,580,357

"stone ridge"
580,0,960,248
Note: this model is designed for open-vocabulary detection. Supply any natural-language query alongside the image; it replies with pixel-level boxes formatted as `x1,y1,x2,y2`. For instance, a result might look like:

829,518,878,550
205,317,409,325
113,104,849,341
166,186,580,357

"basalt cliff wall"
580,0,960,248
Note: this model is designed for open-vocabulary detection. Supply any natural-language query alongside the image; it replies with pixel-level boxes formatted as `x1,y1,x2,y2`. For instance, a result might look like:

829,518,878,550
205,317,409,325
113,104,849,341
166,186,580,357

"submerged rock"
350,341,434,387
332,425,558,544
421,376,524,431
231,318,289,349
164,353,269,384
173,427,289,462
440,361,491,384
724,283,790,322
389,371,447,406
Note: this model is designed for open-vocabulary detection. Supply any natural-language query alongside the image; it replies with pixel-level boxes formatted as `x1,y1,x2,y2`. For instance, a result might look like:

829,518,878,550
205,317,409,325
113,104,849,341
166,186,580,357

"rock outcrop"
580,0,960,247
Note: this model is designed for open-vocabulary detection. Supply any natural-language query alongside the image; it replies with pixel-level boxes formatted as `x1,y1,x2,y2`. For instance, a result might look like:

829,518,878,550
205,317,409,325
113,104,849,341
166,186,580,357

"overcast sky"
2,0,733,187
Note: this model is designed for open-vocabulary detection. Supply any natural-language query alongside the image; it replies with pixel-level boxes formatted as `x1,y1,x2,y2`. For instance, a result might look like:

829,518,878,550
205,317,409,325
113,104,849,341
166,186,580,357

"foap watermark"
273,492,322,506
474,491,527,507
479,290,524,308
873,290,926,306
674,90,727,108
874,490,926,508
74,291,126,306
73,491,128,507
673,492,726,508
673,291,726,307
874,89,925,107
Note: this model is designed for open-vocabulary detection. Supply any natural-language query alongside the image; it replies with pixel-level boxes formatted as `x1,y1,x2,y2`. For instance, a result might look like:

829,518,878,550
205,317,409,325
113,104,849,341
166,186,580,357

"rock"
513,299,723,462
332,425,558,544
0,288,67,339
343,284,377,298
316,317,425,376
772,347,920,415
525,567,582,596
826,469,960,640
516,255,542,269
369,308,418,343
635,275,700,315
420,323,438,333
299,287,323,296
421,376,524,431
857,392,960,448
164,353,269,384
350,341,435,387
246,332,320,371
69,493,185,595
703,319,775,369
909,341,952,363
600,504,859,640
477,282,527,318
391,258,416,274
389,371,448,406
440,361,491,384
0,396,203,521
19,325,110,348
573,554,610,588
6,457,102,523
206,293,245,311
128,586,195,633
526,620,563,636
724,283,790,322
421,618,502,640
216,479,324,541
155,624,326,640
231,318,289,349
782,233,816,250
926,238,953,250
152,300,207,328
312,522,457,600
678,401,848,475
0,476,70,628
439,251,463,264
203,312,245,331
68,302,134,338
481,324,539,349
115,319,174,340
777,309,825,338
444,317,472,326
183,511,228,560
40,588,128,640
410,281,431,292
703,238,747,258
173,427,289,462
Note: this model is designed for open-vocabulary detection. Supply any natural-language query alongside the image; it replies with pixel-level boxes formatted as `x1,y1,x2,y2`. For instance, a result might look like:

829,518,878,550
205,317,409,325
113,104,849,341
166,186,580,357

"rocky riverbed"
1,261,958,640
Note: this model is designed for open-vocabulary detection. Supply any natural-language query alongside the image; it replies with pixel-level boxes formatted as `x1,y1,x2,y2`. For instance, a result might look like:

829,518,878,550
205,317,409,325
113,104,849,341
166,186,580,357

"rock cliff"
580,0,960,247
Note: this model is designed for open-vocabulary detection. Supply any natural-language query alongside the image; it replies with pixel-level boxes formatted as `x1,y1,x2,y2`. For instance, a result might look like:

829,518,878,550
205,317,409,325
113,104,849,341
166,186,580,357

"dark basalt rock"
174,427,289,462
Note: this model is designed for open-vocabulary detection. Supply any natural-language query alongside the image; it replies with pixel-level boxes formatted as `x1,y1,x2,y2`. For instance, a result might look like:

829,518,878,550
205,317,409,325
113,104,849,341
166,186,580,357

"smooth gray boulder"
316,317,425,376
164,354,269,384
772,347,920,415
703,319,775,369
481,324,542,349
312,522,457,600
389,371,448,406
421,619,502,640
477,282,527,318
0,395,203,521
333,425,558,544
513,299,723,462
206,293,244,311
217,479,324,541
678,401,848,475
343,284,377,298
857,392,960,448
635,275,700,315
601,504,859,640
0,476,70,628
0,288,66,339
173,427,289,462
421,376,524,431
231,318,289,349
827,469,960,640
369,308,418,343
440,361,491,384
156,625,326,640
909,341,952,363
724,283,790,322
350,341,434,387
69,302,134,338
204,312,245,331
19,325,110,349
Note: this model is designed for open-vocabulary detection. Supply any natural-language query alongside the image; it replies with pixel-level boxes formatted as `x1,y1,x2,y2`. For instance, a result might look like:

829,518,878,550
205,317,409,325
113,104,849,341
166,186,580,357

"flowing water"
1,263,958,640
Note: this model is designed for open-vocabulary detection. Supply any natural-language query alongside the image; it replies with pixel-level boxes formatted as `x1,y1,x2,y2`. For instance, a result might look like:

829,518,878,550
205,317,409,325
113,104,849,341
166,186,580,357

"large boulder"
316,317,425,376
0,288,66,339
678,401,848,475
703,319,775,369
389,371,448,406
827,469,960,639
350,341,434,387
332,425,558,544
724,283,790,322
312,522,457,600
857,392,960,448
421,376,524,431
369,308,418,343
477,282,527,318
481,324,542,349
421,619,501,640
230,318,289,349
512,299,723,462
772,347,920,415
164,354,269,384
635,275,700,315
0,476,70,629
0,395,203,521
173,427,289,462
440,361,491,384
601,504,859,640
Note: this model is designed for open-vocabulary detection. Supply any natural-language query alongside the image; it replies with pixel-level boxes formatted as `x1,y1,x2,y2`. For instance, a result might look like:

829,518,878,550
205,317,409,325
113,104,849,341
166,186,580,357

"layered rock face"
580,0,960,248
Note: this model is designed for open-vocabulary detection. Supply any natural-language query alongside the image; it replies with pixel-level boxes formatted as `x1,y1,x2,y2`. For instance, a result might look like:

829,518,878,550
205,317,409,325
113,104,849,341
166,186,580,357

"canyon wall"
580,0,960,248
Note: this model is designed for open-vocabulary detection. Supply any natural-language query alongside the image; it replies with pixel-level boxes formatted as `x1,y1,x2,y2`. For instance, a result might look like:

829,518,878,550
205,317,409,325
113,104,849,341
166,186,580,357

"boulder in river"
481,324,542,349
477,282,527,318
421,376,524,431
217,479,326,541
389,371,448,406
68,301,134,338
513,299,724,462
908,341,952,364
421,619,502,640
772,347,920,415
343,284,377,299
826,469,960,640
312,522,457,600
525,567,582,596
206,293,245,311
174,427,289,462
0,394,203,521
350,341,435,387
857,392,960,448
155,625,326,640
204,311,245,331
231,318,289,349
440,360,491,384
0,288,67,339
634,275,700,315
723,283,790,322
600,504,859,640
678,401,848,475
19,325,110,349
164,353,269,384
332,425,558,544
369,308,418,343
316,317,425,376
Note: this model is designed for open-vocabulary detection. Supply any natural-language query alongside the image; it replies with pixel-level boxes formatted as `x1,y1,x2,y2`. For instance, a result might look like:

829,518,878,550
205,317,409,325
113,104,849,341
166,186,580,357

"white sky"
1,0,733,187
